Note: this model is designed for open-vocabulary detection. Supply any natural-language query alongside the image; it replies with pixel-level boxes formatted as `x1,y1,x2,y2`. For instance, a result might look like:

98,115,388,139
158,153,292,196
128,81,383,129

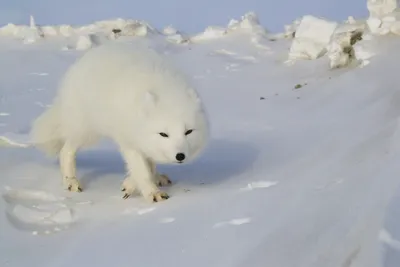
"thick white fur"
30,42,209,202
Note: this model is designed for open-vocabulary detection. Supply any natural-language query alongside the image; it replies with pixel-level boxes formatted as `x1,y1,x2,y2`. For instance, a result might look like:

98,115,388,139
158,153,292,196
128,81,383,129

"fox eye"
185,129,194,135
159,132,169,138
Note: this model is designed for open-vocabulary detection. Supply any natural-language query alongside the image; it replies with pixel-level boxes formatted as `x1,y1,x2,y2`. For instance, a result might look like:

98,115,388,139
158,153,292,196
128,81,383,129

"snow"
2,3,400,267
367,0,398,18
288,15,338,61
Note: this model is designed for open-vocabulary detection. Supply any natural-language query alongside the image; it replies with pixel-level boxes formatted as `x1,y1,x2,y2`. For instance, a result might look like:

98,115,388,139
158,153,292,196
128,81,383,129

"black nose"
176,153,185,162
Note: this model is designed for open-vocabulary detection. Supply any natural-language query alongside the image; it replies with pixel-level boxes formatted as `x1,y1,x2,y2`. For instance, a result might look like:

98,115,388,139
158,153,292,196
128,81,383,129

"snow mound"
0,17,157,44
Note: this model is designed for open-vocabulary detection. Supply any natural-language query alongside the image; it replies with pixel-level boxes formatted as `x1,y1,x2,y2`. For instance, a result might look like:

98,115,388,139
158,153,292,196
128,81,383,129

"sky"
0,0,368,33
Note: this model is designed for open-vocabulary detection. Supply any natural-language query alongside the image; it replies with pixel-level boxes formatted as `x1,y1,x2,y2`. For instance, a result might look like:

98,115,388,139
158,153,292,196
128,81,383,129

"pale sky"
0,0,368,33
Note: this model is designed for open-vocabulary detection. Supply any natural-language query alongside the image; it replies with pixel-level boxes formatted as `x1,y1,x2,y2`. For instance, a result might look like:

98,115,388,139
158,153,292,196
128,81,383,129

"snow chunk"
367,0,397,18
390,21,400,34
227,12,267,35
353,39,376,67
191,12,268,42
95,18,157,38
75,34,104,50
191,26,227,42
288,15,338,60
367,17,384,34
163,25,178,35
75,35,94,50
121,22,151,37
327,30,363,69
366,1,400,35
24,15,44,44
40,26,58,37
166,33,189,44
283,18,301,38
163,25,189,44
346,16,357,24
59,25,74,37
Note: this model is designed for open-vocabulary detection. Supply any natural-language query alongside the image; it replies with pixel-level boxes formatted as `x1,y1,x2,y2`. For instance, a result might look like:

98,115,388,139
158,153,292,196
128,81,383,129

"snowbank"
0,16,157,48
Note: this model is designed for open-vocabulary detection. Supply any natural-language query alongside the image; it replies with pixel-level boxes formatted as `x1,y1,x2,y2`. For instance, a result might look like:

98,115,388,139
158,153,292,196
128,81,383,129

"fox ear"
141,91,157,113
144,91,157,105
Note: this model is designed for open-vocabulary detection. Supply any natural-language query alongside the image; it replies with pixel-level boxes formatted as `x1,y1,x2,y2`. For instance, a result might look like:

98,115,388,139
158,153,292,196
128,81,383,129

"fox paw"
155,173,172,187
146,191,170,202
63,177,82,192
121,178,136,199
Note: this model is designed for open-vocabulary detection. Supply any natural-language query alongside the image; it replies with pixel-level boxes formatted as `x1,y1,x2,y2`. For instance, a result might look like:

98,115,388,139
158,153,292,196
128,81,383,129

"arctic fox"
30,42,209,202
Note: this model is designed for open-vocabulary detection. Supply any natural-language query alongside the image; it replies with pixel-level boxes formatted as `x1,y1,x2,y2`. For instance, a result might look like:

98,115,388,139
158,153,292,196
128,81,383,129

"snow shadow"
76,138,259,188
159,138,260,186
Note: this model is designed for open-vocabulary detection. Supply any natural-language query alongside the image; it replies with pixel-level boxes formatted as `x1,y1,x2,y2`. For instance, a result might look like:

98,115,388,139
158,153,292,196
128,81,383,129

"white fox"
30,42,209,202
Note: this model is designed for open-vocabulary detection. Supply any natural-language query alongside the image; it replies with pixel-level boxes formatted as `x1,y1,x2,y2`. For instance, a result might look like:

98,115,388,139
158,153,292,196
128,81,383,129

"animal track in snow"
379,229,400,251
29,72,49,76
225,63,241,72
240,180,278,191
2,188,76,235
213,217,251,228
122,207,156,216
29,88,45,92
208,49,258,72
34,102,50,108
250,35,274,55
209,49,258,62
137,207,156,215
159,217,175,223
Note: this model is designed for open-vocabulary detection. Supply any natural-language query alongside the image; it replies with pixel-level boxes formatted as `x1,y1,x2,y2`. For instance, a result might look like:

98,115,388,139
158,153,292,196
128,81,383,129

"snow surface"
1,6,400,267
